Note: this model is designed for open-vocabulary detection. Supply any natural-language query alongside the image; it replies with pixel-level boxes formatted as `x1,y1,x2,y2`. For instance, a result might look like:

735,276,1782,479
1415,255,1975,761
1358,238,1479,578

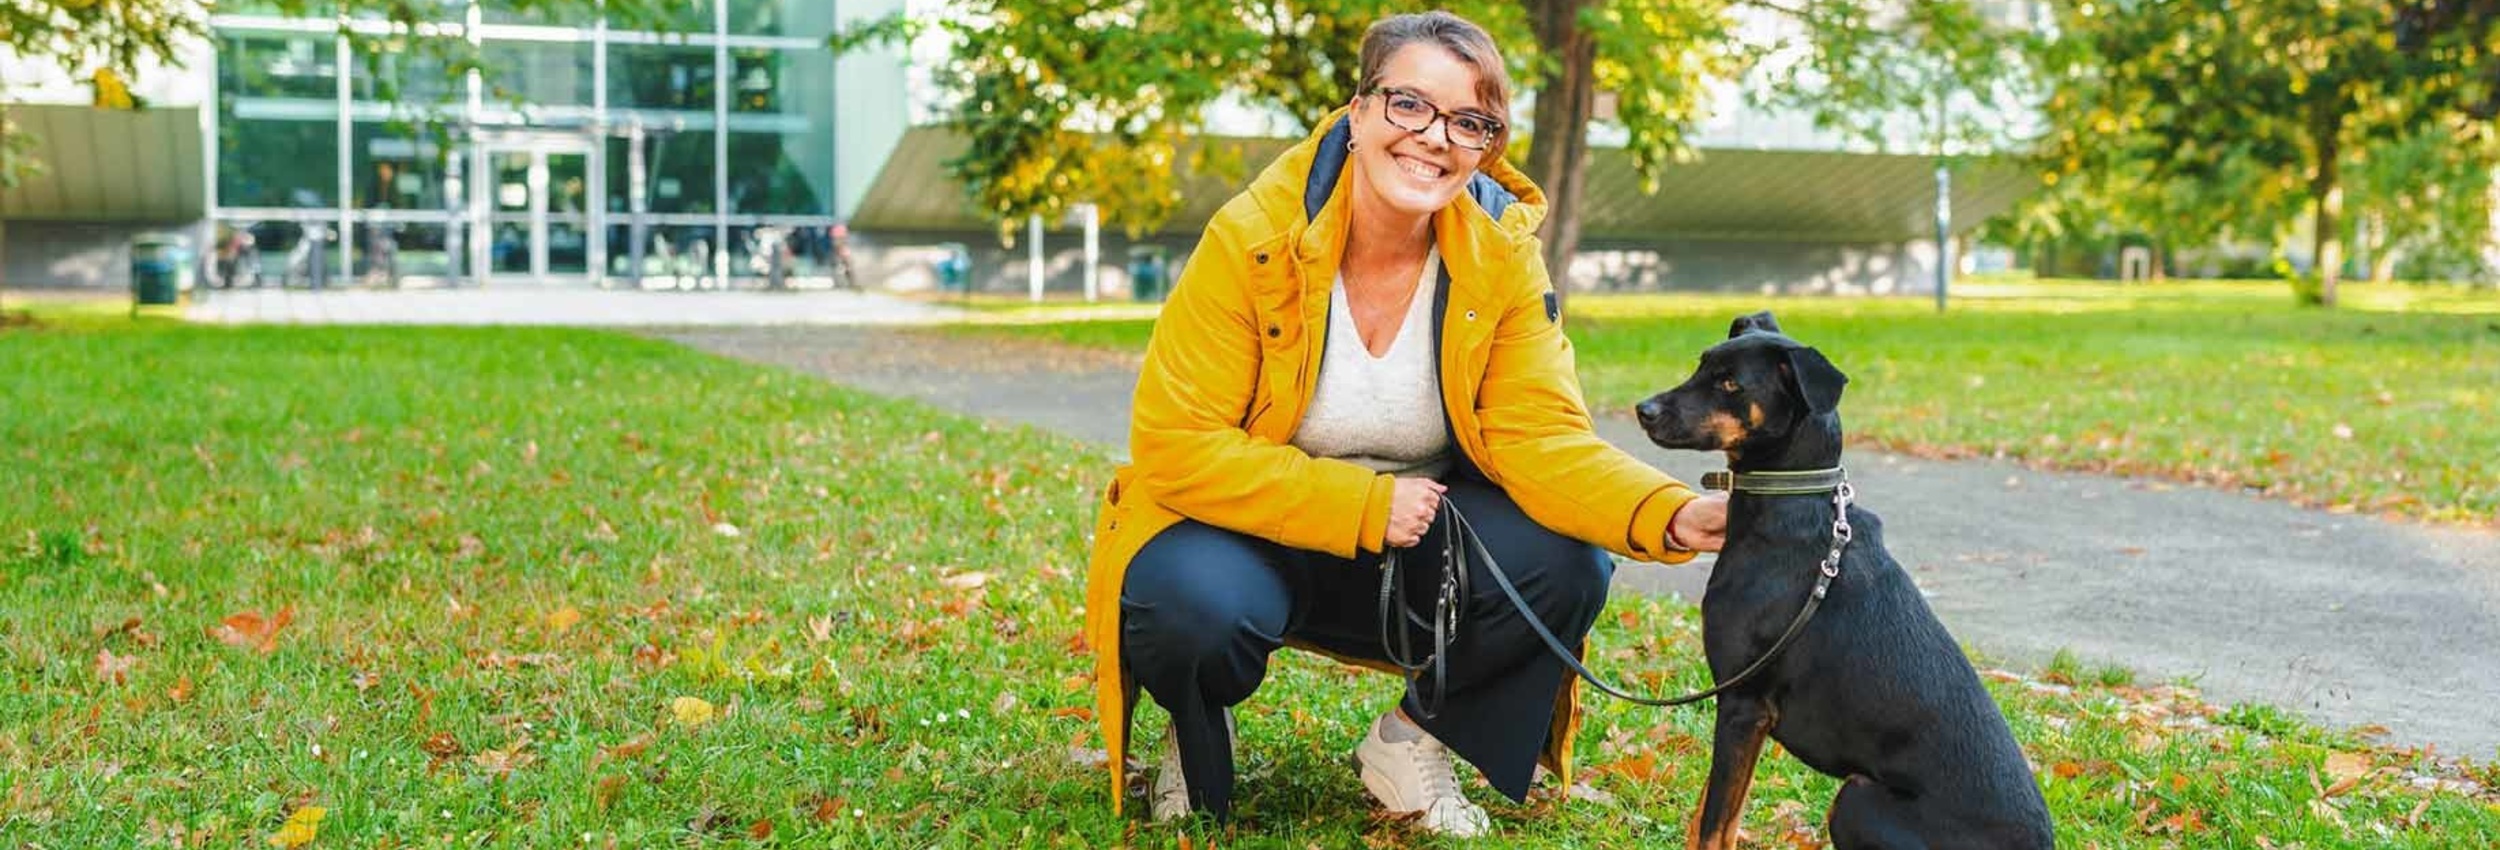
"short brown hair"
1356,11,1514,161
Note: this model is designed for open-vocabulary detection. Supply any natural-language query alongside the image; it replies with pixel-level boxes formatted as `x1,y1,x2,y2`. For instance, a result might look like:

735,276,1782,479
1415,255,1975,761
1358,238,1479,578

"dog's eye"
1717,378,1741,394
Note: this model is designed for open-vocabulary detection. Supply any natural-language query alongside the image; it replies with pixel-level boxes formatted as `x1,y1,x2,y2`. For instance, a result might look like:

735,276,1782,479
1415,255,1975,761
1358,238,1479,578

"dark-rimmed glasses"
1367,86,1505,151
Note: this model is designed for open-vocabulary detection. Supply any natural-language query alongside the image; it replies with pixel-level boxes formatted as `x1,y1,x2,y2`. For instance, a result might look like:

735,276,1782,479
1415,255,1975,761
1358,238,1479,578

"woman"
1082,11,1729,836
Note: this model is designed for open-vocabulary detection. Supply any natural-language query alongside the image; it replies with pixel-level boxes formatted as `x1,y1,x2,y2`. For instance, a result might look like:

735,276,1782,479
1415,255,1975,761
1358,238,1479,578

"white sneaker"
1150,710,1233,823
1354,712,1491,838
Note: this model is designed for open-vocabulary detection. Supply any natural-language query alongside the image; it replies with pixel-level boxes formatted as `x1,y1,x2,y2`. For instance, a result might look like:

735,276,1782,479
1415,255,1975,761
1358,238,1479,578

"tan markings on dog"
1704,410,1749,449
1693,708,1778,850
1746,402,1766,429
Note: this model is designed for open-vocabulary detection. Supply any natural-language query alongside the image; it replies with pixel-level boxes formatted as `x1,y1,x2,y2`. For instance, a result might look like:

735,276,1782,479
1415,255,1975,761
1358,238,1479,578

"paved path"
666,326,2500,761
187,288,963,326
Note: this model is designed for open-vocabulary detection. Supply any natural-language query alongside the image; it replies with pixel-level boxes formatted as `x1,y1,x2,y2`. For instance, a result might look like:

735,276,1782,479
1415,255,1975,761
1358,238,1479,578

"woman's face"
1347,44,1496,222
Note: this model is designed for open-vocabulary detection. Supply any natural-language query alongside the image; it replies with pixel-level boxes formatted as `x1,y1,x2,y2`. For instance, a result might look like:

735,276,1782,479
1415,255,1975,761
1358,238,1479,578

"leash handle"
1377,514,1465,721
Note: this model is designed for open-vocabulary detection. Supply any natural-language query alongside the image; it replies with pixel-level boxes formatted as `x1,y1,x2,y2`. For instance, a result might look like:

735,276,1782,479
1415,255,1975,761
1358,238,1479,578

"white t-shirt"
1290,248,1454,480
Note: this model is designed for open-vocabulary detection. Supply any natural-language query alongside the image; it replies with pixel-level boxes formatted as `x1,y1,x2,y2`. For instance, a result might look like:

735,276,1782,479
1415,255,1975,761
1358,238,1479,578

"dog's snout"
1636,397,1666,425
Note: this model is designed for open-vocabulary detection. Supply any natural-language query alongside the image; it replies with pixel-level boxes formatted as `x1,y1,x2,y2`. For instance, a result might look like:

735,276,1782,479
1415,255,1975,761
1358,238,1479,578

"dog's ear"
1728,311,1783,339
1782,345,1847,415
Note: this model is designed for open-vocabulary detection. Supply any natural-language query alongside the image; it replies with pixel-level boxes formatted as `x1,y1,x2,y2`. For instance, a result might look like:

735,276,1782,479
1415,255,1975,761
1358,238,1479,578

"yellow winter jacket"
1084,108,1701,812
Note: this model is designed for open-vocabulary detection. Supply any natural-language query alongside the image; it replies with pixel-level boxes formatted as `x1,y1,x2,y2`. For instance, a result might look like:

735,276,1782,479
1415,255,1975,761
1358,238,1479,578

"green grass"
970,279,2500,525
4,321,2495,847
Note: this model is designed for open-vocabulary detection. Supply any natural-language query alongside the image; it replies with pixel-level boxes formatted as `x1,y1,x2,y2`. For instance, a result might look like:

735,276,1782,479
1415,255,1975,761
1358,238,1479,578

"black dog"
1635,312,2054,849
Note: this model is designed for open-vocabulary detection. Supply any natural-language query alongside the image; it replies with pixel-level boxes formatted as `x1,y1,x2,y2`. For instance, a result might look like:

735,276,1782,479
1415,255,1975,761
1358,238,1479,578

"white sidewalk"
185,288,967,326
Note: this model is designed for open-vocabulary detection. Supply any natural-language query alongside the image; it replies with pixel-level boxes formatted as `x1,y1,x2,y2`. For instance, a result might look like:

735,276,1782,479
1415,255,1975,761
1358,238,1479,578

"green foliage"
2020,0,2499,288
836,1,2026,242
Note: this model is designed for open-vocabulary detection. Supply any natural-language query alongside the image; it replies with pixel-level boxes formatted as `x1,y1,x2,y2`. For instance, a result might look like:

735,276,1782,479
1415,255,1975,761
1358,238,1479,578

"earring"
1347,137,1357,152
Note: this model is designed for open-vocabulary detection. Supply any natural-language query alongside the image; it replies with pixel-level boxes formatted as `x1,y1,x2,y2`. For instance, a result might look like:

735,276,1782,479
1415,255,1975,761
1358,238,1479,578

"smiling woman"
1082,9,1731,839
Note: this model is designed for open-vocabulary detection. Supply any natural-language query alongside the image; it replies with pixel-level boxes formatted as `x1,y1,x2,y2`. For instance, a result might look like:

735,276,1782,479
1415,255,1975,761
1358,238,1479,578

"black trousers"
1119,476,1613,820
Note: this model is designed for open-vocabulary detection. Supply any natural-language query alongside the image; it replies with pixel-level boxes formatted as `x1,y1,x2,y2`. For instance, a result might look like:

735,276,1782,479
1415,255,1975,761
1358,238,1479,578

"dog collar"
1701,467,1849,495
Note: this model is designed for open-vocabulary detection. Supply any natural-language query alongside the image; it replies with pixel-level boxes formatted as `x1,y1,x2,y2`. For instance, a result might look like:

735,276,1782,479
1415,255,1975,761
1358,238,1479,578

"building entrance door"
474,135,601,284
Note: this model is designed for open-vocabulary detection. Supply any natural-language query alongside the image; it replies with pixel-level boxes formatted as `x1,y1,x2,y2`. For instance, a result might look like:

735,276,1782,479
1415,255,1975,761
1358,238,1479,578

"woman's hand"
1668,493,1730,552
1386,477,1449,549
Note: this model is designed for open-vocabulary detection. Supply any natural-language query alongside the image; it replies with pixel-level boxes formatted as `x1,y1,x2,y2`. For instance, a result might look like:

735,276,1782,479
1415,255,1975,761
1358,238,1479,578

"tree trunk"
2307,101,2344,308
1525,0,1597,317
2365,213,2398,282
1,99,11,310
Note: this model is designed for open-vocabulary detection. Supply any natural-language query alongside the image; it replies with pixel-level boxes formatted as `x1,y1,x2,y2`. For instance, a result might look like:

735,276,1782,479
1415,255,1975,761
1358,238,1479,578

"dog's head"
1635,311,1848,461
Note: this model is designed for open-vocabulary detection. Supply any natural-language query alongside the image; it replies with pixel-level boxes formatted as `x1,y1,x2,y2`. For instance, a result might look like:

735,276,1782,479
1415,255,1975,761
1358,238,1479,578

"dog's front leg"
1688,696,1776,850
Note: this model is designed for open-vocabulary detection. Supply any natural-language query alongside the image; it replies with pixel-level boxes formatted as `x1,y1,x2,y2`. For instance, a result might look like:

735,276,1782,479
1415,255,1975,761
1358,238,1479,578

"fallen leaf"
94,647,137,686
602,734,653,762
807,615,835,644
941,571,990,591
594,774,628,810
473,742,536,777
712,522,743,538
2052,761,2084,780
421,731,465,763
2402,796,2433,828
167,675,194,704
993,692,1020,714
808,795,847,823
1597,751,1666,783
1567,781,1617,804
545,606,583,634
2324,752,2370,783
212,605,298,654
747,819,774,840
266,806,325,848
671,696,718,728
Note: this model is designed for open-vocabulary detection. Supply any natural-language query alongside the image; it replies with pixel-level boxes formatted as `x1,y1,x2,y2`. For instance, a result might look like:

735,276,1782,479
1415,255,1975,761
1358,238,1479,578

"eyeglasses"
1367,86,1505,152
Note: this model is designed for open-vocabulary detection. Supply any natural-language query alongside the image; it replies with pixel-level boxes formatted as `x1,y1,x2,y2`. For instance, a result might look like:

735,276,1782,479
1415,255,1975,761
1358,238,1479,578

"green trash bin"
130,234,191,307
1127,245,1169,302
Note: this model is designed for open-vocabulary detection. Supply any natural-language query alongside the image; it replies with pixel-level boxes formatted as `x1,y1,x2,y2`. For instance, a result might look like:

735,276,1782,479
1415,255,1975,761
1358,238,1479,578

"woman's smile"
1392,153,1449,182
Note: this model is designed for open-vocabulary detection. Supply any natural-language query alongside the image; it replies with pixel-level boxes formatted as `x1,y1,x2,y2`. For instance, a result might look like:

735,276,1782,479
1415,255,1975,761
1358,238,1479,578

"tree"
2026,0,2493,306
836,1,2027,313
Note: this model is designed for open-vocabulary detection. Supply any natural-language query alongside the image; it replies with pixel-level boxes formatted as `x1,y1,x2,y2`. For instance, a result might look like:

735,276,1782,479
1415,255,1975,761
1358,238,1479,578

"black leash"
1382,473,1854,710
1378,514,1467,720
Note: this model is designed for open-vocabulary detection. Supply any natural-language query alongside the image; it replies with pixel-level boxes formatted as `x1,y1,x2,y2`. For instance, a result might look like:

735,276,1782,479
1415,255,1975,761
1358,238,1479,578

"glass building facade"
210,1,849,288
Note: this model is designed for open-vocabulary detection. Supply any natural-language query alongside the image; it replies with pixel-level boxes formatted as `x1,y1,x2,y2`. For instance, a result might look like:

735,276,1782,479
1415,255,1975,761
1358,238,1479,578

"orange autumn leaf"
94,647,138,686
212,605,297,653
1598,751,1667,783
2323,752,2370,783
545,606,583,634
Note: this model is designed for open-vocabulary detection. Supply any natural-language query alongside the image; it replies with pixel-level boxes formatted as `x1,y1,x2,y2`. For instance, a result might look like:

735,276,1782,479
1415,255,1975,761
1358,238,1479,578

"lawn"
2,318,2494,847
975,279,2500,525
